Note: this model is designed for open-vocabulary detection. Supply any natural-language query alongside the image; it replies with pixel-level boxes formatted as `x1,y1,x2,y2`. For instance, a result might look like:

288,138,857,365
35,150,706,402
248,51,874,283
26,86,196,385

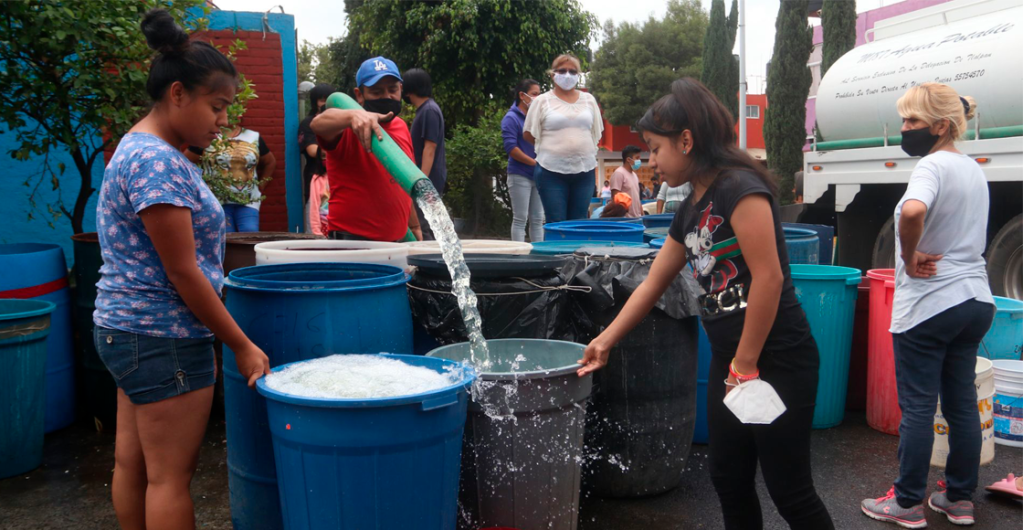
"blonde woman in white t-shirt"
861,83,995,529
523,53,604,222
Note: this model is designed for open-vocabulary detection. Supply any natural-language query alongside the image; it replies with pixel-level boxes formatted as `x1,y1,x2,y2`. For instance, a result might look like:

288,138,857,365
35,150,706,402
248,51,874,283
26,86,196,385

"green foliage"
0,0,206,234
764,0,813,205
298,40,316,82
443,103,512,235
700,0,739,122
589,0,707,127
821,0,857,77
345,0,595,129
298,39,341,84
319,0,371,91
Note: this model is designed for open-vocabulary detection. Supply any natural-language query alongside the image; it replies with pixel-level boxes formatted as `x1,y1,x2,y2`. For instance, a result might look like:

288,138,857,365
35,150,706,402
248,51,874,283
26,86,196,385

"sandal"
985,473,1023,499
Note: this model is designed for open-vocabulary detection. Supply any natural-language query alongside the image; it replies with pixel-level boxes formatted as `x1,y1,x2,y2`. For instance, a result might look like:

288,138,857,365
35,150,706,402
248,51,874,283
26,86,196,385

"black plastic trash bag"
407,254,590,345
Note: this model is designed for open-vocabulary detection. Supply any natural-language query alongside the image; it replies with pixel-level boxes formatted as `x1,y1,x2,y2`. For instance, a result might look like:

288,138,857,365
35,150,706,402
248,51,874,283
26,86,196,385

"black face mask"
363,98,402,121
901,127,940,157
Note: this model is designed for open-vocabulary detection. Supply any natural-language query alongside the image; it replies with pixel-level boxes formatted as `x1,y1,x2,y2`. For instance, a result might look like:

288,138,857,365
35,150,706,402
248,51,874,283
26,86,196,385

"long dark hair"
637,78,776,194
308,83,336,117
142,9,237,101
513,78,540,105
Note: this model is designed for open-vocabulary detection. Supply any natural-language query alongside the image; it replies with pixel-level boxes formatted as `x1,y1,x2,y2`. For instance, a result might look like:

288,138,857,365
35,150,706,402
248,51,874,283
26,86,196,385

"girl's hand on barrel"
235,343,271,388
577,338,611,377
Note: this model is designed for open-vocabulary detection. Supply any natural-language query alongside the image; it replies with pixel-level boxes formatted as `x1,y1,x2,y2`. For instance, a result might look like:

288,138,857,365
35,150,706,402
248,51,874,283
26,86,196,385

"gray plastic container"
428,339,593,530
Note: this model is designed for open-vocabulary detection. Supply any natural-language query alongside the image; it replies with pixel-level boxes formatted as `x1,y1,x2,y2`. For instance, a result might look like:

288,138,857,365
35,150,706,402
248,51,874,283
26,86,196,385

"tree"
764,0,813,205
322,0,372,93
589,0,708,126
298,39,316,82
821,0,856,76
0,0,206,234
700,0,740,122
345,0,595,129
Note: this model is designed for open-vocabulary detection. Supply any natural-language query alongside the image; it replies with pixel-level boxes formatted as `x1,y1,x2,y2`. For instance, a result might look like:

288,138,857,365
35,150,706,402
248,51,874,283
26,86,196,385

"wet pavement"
1,412,1019,529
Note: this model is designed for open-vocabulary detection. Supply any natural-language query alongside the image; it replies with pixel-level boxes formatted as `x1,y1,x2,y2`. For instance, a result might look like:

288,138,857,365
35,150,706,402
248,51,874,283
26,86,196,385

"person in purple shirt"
501,78,544,242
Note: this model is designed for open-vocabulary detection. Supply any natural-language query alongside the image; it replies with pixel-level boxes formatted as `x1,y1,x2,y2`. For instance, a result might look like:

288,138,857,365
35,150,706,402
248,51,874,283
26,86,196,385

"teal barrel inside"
0,243,75,433
223,262,413,530
981,296,1023,360
783,227,820,265
0,299,55,478
544,221,646,243
791,265,862,429
256,354,474,530
429,339,593,530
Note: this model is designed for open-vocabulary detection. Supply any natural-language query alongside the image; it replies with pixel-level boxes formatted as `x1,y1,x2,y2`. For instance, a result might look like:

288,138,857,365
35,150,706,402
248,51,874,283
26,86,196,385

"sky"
212,0,893,94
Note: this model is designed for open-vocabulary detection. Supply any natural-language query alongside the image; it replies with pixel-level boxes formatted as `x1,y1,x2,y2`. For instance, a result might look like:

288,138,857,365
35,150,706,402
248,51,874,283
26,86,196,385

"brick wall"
199,29,288,231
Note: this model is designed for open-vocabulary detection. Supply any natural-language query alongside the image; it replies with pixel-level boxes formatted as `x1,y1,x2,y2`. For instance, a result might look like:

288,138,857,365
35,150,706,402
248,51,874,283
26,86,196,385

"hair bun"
141,9,189,54
961,95,978,121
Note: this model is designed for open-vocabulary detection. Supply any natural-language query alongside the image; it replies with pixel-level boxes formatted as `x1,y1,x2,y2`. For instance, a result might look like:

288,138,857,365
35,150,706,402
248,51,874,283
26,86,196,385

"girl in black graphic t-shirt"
578,78,834,530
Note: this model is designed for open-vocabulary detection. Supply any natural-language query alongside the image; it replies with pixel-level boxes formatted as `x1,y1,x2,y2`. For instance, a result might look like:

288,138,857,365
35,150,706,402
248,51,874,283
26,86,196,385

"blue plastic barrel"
0,299,55,478
530,240,648,256
256,354,474,530
791,265,862,429
649,238,666,249
544,221,645,243
981,297,1023,360
783,227,820,265
0,244,75,433
784,223,834,265
642,213,675,229
693,319,712,444
644,227,670,244
224,263,413,530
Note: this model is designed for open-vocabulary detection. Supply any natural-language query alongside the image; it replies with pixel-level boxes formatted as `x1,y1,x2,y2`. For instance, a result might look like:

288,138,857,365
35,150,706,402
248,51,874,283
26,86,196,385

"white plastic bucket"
254,240,409,270
992,360,1023,448
930,358,996,467
404,239,532,256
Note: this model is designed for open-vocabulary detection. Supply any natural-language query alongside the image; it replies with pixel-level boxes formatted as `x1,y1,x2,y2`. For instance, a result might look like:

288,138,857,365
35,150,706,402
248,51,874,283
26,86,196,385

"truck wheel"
872,216,897,270
987,214,1022,300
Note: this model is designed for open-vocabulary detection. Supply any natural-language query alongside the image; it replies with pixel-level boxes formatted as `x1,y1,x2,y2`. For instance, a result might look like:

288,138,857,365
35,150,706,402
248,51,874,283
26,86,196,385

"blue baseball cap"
356,57,403,88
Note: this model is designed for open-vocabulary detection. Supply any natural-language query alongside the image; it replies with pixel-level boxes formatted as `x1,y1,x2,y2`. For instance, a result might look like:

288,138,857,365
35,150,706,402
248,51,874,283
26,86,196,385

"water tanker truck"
802,0,1022,298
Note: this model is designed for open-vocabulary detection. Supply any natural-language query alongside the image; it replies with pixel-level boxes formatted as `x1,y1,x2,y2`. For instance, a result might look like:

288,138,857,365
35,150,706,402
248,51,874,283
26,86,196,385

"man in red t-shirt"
311,56,422,241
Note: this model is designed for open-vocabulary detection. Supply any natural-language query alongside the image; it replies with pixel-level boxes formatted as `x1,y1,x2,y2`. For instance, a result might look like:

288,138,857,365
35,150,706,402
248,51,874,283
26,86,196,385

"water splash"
412,179,491,370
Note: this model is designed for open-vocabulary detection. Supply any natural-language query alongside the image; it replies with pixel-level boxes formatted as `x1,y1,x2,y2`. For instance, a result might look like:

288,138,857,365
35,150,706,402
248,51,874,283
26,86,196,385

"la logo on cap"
374,60,388,71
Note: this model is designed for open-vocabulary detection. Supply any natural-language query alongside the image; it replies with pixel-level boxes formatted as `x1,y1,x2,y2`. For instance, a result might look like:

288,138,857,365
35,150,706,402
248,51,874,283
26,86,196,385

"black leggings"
707,335,835,530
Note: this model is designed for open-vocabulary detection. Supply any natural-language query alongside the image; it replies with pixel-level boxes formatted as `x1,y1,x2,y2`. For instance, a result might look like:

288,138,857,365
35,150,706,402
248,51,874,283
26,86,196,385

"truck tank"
815,3,1023,142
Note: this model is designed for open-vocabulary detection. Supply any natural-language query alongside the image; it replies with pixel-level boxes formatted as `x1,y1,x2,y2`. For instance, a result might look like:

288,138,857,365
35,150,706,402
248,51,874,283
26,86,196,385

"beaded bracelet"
729,360,760,382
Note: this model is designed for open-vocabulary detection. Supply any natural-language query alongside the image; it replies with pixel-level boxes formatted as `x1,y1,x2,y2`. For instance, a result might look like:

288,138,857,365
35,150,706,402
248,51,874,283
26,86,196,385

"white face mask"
554,72,579,91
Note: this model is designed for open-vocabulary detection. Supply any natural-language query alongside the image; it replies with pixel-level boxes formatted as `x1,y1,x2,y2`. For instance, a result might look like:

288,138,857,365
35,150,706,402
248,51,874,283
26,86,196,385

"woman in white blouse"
523,53,604,223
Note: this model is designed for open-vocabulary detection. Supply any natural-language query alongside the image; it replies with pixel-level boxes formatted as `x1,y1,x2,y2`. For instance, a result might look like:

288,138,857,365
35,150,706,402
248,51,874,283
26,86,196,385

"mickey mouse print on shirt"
683,203,740,294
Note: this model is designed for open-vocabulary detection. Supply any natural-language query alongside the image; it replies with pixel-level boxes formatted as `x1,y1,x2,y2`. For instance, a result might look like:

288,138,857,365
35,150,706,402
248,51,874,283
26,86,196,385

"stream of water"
412,179,492,371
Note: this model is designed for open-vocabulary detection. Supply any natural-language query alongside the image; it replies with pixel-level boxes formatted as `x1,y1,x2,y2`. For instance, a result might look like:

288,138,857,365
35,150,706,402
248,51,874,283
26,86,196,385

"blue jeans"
223,204,260,232
893,298,995,506
534,165,595,223
94,327,216,405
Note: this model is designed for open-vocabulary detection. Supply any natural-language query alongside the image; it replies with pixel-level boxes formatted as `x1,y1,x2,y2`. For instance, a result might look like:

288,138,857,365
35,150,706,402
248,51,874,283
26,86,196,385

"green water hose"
325,93,429,242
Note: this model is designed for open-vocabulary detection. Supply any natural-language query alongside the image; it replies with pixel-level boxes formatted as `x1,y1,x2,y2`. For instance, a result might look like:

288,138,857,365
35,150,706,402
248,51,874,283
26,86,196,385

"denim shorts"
94,326,216,405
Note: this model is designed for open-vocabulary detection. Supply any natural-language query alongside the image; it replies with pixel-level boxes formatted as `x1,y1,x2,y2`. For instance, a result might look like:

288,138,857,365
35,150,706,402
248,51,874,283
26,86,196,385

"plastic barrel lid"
408,253,570,279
